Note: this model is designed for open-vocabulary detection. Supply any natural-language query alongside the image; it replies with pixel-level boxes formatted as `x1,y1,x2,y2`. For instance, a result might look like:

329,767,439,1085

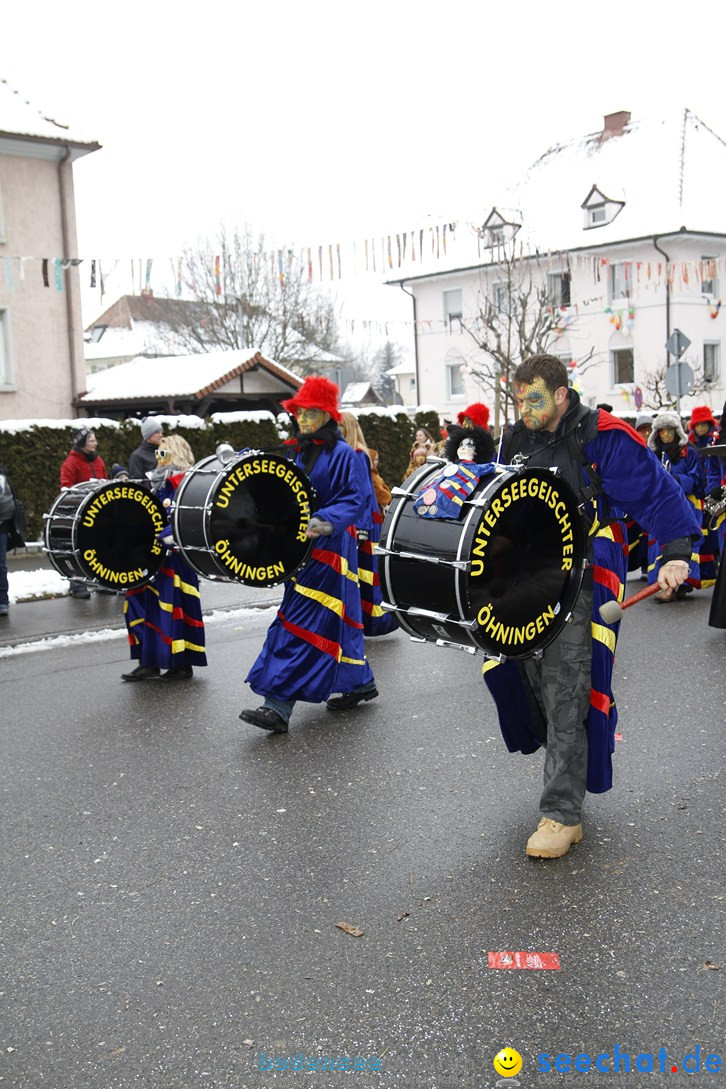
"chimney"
601,111,631,140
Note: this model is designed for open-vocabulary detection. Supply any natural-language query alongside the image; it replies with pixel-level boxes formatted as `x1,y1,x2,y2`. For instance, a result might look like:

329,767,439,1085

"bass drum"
171,450,317,587
378,462,586,659
44,480,167,590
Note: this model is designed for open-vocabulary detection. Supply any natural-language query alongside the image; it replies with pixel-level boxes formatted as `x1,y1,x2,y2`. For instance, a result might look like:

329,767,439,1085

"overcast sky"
4,0,726,327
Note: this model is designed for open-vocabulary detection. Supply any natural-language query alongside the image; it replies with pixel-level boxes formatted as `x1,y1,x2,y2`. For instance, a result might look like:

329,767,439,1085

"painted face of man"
694,421,710,436
460,416,474,429
513,378,563,431
457,437,476,461
658,426,676,444
297,407,330,434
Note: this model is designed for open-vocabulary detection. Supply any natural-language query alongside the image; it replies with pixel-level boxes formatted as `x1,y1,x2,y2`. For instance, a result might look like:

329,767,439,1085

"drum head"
466,467,585,657
177,452,317,586
45,481,167,589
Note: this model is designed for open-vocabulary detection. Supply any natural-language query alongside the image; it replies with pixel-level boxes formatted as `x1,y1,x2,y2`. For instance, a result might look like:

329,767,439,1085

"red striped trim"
171,607,204,627
347,525,357,538
373,510,384,525
609,522,625,545
278,611,340,659
312,547,343,573
593,565,621,597
590,688,611,714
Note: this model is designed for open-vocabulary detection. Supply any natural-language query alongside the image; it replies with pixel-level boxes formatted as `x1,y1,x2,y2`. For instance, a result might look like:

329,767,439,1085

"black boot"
122,665,161,682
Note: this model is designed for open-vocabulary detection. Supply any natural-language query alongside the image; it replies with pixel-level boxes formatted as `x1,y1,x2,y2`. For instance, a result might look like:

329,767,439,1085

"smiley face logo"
493,1047,523,1077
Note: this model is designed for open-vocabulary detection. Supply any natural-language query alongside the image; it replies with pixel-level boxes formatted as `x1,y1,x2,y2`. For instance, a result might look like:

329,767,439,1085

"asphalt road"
0,581,724,1089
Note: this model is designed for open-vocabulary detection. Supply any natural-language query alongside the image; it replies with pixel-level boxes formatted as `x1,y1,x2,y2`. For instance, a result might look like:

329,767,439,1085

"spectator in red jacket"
59,427,108,598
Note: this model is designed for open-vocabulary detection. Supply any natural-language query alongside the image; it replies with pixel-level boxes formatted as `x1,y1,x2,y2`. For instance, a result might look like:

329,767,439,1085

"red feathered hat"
281,375,342,422
689,405,717,429
457,402,490,429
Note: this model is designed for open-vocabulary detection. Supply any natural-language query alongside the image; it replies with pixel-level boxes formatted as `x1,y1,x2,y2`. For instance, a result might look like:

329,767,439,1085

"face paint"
658,427,676,444
457,438,476,461
514,378,559,431
461,416,474,429
297,407,329,434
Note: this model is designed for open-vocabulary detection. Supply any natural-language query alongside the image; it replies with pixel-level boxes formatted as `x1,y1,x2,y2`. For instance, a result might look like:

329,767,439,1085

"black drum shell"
43,480,167,590
171,451,317,587
379,462,586,659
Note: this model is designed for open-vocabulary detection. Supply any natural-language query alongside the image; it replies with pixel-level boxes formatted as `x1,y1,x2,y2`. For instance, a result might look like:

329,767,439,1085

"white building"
388,110,726,427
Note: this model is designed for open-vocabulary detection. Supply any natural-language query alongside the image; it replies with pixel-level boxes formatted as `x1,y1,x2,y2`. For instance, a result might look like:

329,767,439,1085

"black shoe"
70,588,92,599
0,604,8,617
121,665,161,682
326,687,379,712
160,666,193,681
239,707,288,733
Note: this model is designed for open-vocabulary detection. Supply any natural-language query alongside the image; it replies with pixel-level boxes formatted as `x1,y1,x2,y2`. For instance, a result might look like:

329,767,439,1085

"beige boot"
526,818,583,859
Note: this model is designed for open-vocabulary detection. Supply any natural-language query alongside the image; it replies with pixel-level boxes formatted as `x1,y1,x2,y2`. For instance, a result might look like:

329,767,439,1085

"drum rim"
43,478,167,589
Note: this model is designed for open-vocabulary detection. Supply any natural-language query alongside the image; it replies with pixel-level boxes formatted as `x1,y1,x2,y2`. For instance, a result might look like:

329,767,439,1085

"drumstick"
598,582,663,624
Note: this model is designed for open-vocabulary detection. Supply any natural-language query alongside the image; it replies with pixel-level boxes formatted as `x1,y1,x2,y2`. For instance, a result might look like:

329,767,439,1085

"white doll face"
457,437,476,461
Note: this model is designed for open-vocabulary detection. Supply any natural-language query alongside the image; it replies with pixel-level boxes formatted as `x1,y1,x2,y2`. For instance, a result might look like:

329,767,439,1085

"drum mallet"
599,582,663,624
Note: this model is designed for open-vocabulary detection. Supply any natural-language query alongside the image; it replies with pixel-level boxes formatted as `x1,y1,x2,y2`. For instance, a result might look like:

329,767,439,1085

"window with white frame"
610,347,634,385
609,261,632,302
0,186,5,242
493,282,512,316
443,288,463,332
0,308,13,388
547,270,571,308
701,256,719,297
446,359,465,399
704,341,720,383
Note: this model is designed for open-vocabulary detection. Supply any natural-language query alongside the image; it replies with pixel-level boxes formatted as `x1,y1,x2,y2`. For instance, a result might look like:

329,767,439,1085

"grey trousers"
521,588,592,825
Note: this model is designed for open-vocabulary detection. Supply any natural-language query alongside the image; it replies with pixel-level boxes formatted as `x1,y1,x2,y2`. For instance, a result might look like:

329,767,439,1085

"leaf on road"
335,921,365,937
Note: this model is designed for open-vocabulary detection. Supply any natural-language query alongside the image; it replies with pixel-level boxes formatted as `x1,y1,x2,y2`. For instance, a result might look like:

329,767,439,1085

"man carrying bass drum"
239,376,378,734
485,355,701,859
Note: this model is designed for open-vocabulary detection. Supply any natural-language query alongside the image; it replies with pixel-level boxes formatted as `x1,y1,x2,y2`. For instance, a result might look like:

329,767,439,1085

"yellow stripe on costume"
482,659,502,676
294,582,344,616
170,638,205,654
172,573,201,597
358,568,375,585
591,622,616,654
340,654,367,665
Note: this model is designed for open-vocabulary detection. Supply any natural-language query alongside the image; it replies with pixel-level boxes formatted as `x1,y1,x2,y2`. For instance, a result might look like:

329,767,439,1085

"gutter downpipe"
399,281,419,408
652,233,671,365
58,145,81,411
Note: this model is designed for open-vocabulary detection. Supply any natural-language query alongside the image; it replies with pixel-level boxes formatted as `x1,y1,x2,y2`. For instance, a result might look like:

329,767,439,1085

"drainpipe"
399,282,419,407
652,235,671,365
58,145,82,411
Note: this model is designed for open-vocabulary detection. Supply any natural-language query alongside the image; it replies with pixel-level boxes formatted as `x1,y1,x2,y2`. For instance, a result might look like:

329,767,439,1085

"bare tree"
461,244,594,430
641,358,713,412
157,224,343,375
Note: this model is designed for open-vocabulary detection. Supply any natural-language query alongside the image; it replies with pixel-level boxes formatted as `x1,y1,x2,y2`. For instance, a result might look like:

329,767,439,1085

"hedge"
0,407,442,542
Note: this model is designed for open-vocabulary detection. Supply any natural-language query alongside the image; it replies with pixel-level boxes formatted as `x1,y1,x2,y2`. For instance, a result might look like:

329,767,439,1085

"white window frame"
547,270,571,308
0,307,15,390
703,341,720,383
610,346,634,386
443,288,463,333
0,185,5,242
446,360,465,400
609,261,632,303
701,256,719,297
493,281,513,316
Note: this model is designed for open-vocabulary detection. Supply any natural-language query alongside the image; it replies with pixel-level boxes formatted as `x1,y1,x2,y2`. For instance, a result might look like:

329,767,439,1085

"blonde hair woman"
162,433,195,471
339,412,371,463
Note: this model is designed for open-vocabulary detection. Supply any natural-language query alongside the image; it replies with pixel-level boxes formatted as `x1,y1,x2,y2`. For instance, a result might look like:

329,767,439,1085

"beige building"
0,79,100,419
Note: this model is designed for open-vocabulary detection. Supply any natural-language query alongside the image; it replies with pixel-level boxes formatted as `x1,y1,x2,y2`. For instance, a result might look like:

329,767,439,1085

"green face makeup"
514,378,558,430
297,407,328,434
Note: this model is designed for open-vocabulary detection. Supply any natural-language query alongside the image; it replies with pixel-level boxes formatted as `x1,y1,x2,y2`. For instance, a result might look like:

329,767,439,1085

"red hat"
457,402,490,429
689,405,717,428
281,375,342,422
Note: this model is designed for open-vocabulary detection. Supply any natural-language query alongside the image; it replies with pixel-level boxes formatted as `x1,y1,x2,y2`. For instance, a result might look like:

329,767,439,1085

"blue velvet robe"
246,438,375,702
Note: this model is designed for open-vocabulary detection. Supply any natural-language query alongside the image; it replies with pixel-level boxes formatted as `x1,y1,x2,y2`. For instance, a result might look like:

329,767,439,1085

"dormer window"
581,184,624,230
479,207,521,248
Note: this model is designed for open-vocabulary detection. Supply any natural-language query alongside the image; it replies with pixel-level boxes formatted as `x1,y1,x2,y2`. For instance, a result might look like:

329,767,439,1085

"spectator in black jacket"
128,417,164,480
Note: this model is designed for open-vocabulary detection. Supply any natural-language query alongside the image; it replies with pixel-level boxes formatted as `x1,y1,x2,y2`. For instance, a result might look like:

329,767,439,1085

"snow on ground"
9,568,69,602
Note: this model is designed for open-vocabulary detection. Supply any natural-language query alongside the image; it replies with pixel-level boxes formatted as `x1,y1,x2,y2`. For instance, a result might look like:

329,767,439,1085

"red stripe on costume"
590,689,612,714
311,547,343,573
171,606,204,627
278,611,340,660
347,525,357,538
342,613,364,629
597,409,646,445
593,565,621,597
